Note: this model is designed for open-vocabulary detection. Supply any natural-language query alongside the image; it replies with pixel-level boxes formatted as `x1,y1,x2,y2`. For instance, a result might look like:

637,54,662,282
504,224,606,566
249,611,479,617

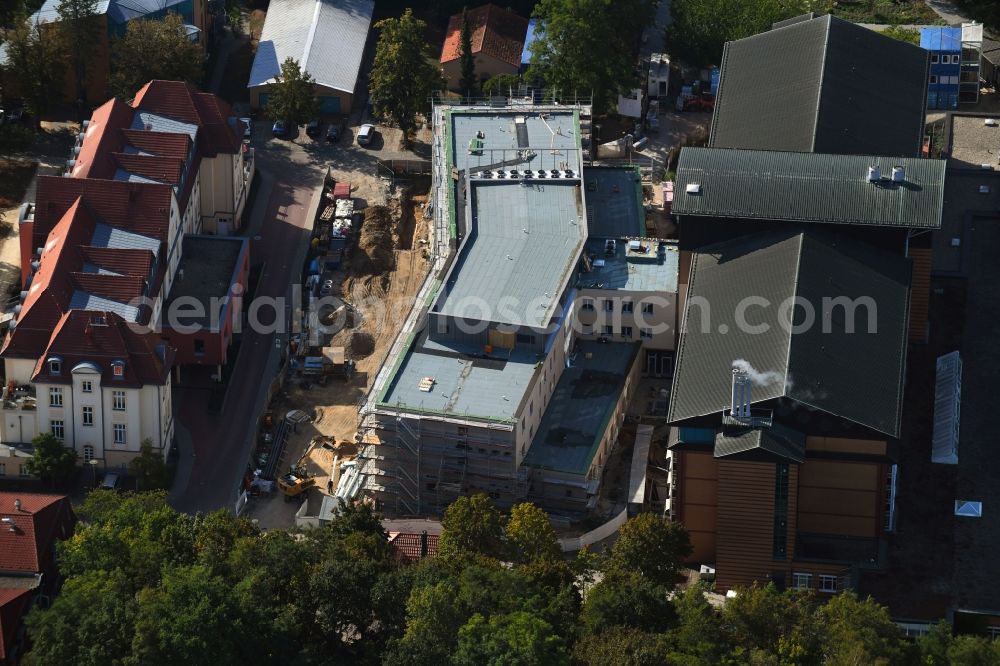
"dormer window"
48,357,62,375
112,361,125,378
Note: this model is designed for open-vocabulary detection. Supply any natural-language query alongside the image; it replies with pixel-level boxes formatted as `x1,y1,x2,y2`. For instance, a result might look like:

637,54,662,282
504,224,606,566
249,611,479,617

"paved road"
170,131,323,513
923,0,969,25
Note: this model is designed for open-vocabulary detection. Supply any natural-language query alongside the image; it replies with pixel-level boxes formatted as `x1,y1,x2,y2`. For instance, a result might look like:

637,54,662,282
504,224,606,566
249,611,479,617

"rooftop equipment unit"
891,166,905,182
730,368,752,420
867,166,881,182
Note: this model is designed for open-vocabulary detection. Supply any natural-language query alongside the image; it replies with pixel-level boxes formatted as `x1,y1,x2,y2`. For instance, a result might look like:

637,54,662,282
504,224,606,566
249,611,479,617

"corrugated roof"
33,0,190,24
709,14,929,157
921,26,961,52
247,0,374,94
434,181,585,329
714,424,806,462
672,147,945,229
668,230,911,438
441,3,528,67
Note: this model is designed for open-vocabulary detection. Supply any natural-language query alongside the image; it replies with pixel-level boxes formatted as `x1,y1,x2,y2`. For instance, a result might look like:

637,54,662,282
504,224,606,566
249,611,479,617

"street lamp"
88,459,99,488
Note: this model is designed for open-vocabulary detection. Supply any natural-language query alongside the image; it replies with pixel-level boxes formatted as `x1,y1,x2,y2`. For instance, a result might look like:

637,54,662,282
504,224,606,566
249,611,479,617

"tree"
56,0,100,105
0,123,35,165
720,583,821,663
505,502,561,563
128,438,170,490
227,0,242,37
665,0,795,68
528,0,655,114
26,431,77,485
607,513,692,587
482,73,519,97
452,611,568,666
437,493,506,563
817,592,909,665
457,6,477,98
573,628,671,666
881,25,921,45
110,13,204,99
263,57,319,127
2,14,66,123
369,9,443,142
580,572,676,634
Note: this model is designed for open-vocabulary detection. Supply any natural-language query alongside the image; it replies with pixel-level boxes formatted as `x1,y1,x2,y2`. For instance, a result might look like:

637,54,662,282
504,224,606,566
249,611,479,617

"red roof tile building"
2,81,252,470
0,493,76,666
440,4,529,92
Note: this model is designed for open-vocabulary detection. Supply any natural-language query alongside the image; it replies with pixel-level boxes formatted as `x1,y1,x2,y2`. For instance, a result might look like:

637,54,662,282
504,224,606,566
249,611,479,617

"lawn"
823,0,945,25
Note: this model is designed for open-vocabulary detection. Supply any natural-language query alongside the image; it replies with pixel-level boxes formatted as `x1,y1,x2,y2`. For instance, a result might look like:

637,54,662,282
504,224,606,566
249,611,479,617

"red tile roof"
112,152,185,185
441,4,528,68
79,246,155,277
120,129,192,161
70,97,136,180
132,80,242,156
69,272,147,303
31,310,173,387
0,493,75,574
388,532,440,563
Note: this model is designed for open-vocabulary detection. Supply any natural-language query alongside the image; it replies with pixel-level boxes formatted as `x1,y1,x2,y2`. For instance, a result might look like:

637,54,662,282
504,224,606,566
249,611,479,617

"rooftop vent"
955,500,982,517
867,166,881,182
685,183,701,194
730,368,752,420
985,118,998,127
891,166,905,183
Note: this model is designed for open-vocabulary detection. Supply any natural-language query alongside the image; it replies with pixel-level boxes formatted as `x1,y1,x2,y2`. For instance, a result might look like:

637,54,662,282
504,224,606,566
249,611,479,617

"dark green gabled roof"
667,230,911,438
673,148,945,229
714,424,806,463
709,14,929,158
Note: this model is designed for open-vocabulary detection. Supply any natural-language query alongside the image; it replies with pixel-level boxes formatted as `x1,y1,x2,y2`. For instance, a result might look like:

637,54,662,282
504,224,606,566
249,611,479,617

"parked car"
306,119,321,139
271,120,289,138
325,120,344,143
100,472,120,490
356,123,375,146
240,117,252,142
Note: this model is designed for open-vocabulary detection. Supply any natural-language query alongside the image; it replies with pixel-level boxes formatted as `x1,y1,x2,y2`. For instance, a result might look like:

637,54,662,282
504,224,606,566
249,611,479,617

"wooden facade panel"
797,513,878,536
805,436,887,456
684,478,718,505
683,450,719,478
798,488,878,517
715,460,793,591
689,531,717,563
908,247,932,343
798,460,879,491
683,504,717,529
679,451,718,564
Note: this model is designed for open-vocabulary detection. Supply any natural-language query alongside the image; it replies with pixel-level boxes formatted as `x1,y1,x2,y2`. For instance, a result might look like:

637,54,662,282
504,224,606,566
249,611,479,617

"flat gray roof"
434,181,585,328
379,340,538,423
450,110,581,174
583,167,645,238
577,238,678,293
948,115,1000,170
673,147,946,229
523,340,639,475
165,236,246,328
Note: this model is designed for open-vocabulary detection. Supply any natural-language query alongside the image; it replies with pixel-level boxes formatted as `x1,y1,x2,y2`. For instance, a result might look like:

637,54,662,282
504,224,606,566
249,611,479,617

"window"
19,464,30,478
642,302,654,315
83,445,94,462
819,575,837,593
81,380,93,393
622,301,634,313
603,300,614,312
82,406,94,426
792,573,812,590
603,325,614,335
621,326,633,338
581,301,595,312
0,463,5,476
113,424,126,446
516,333,536,345
112,391,126,411
929,75,938,84
48,358,61,375
112,361,124,378
49,387,63,407
930,54,939,64
640,327,653,339
51,420,64,440
194,339,205,355
952,54,961,64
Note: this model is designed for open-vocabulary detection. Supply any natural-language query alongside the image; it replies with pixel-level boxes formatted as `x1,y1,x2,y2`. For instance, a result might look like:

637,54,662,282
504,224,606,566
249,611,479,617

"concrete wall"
575,289,676,350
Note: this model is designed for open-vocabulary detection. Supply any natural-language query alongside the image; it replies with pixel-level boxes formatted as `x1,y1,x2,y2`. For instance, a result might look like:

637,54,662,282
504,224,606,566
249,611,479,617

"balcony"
2,384,36,411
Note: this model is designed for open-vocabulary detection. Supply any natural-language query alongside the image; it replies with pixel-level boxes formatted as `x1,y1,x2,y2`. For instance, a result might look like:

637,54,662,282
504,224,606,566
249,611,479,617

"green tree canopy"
2,14,66,122
0,123,36,164
26,431,77,485
453,611,568,666
263,57,319,127
528,0,656,114
457,6,477,98
607,512,692,587
482,73,520,97
369,8,443,141
56,0,100,103
128,438,170,491
505,501,561,564
110,12,204,99
666,0,796,67
437,493,506,563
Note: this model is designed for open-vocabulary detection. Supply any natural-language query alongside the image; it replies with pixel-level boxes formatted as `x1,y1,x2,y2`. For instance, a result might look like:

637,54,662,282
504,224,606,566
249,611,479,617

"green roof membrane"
673,147,945,229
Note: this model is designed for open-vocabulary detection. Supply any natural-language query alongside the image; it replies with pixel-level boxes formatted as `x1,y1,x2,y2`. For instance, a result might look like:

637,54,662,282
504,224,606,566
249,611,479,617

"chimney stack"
14,498,21,512
731,368,752,420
